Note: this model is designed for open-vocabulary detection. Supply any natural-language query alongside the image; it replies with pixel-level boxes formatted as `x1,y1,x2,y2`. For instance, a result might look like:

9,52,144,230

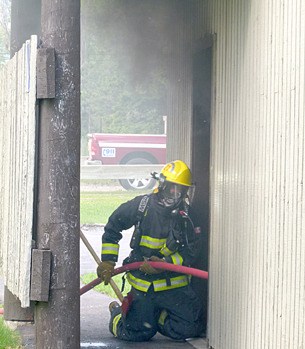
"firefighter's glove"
139,256,165,275
96,261,115,285
150,255,166,263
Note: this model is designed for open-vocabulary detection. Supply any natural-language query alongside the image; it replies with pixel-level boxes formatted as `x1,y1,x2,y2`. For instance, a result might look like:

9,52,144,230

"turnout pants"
109,285,204,342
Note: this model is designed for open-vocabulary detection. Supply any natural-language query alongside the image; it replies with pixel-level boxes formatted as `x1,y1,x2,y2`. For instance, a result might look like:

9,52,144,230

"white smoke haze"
80,0,179,137
0,0,11,62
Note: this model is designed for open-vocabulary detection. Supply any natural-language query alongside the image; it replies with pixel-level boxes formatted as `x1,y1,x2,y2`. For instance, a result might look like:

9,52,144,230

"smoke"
81,0,187,135
0,0,11,34
0,0,11,56
83,0,178,84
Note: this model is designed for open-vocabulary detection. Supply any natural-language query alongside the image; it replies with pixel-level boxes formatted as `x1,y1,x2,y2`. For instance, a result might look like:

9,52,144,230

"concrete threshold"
187,337,209,349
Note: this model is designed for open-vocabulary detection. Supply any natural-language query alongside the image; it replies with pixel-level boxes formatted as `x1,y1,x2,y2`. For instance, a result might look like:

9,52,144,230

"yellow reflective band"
153,275,189,292
126,273,151,292
160,244,174,257
112,313,122,337
102,243,119,255
139,235,166,249
170,252,183,265
158,309,168,326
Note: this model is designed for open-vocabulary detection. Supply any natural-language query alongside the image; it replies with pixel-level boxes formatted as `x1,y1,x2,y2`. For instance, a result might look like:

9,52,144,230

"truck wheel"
119,158,157,191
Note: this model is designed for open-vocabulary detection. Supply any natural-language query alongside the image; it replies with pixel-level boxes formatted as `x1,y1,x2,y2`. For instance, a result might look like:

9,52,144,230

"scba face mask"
161,182,188,208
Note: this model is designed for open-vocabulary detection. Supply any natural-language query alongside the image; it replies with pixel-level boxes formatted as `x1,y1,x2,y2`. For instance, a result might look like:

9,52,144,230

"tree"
81,0,171,141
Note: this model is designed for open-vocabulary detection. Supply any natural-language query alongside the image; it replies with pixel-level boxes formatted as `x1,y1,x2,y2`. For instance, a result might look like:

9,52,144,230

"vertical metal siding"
0,36,37,307
204,1,305,348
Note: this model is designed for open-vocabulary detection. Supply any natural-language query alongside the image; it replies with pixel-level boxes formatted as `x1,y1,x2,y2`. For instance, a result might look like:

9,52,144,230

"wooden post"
35,0,81,347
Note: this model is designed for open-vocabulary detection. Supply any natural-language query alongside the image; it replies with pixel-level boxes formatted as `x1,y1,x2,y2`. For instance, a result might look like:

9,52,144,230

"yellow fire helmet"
160,160,192,187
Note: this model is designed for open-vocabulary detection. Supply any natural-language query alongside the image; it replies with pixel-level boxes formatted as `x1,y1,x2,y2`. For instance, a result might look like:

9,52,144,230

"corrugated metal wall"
0,36,37,307
202,1,305,348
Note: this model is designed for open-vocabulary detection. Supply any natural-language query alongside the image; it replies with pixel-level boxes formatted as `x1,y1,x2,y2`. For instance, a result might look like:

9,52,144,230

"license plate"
101,147,116,157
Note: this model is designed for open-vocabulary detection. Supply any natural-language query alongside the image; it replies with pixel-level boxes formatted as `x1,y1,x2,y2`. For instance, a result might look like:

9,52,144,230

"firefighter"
97,160,204,342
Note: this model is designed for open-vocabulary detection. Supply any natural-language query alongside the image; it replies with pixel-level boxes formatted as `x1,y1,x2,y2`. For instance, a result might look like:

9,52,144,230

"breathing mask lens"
162,183,188,207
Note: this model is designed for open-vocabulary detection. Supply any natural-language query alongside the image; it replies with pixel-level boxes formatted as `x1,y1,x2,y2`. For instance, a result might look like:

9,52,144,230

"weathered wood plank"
0,65,4,276
30,249,51,302
0,36,37,307
36,47,55,99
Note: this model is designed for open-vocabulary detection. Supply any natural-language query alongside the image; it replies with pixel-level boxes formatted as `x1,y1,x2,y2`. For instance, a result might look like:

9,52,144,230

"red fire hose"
80,261,208,296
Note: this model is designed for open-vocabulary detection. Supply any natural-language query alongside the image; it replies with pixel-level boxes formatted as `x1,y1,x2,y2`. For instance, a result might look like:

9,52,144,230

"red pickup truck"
87,133,166,190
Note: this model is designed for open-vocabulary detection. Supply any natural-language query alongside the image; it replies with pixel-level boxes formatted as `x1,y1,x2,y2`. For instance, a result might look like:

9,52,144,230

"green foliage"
81,0,169,138
80,273,130,298
0,317,21,349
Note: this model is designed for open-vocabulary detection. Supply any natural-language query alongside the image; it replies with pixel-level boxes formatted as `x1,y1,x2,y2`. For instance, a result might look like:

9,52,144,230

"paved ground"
0,226,208,349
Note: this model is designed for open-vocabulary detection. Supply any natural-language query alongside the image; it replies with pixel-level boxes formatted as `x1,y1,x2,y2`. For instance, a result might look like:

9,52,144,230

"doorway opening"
191,41,212,334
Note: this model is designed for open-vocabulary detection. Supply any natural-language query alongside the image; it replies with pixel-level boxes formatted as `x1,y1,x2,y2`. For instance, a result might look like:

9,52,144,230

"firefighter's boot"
109,301,120,314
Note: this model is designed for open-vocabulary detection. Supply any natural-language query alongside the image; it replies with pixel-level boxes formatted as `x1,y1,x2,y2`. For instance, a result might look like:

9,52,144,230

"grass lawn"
80,190,147,225
80,273,131,299
0,316,21,349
